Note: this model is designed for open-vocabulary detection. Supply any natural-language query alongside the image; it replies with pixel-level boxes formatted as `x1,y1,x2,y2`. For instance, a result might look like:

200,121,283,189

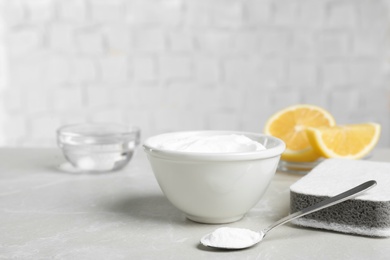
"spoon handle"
262,180,377,235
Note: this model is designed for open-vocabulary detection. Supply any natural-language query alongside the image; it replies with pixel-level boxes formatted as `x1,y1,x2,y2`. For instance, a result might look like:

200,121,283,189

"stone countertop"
0,148,389,259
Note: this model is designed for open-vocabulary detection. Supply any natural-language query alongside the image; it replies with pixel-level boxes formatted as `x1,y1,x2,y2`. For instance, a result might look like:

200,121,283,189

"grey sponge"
290,159,390,237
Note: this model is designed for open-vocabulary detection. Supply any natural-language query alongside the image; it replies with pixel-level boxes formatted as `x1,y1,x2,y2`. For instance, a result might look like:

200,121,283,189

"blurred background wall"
0,0,389,147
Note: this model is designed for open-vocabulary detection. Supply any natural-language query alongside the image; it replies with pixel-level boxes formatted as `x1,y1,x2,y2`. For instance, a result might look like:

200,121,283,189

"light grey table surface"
0,148,389,259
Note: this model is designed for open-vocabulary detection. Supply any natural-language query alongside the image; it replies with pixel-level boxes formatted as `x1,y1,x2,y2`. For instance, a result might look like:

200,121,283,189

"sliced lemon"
306,123,381,159
264,104,336,162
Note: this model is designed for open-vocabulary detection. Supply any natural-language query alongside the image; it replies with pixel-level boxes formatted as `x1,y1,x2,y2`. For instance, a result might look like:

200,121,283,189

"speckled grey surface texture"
290,192,390,237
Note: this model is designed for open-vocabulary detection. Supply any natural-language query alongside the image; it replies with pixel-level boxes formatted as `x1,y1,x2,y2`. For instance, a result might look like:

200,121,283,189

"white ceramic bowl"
143,131,285,224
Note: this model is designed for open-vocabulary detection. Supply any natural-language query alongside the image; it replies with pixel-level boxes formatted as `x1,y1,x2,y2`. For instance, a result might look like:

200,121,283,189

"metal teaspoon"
200,180,377,250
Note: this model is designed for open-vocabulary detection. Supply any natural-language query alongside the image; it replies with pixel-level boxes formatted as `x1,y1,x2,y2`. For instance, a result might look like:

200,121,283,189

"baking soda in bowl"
154,134,266,153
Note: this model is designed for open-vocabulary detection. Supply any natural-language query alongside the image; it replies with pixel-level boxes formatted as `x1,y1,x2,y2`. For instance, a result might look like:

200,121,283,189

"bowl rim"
143,130,285,161
57,123,140,139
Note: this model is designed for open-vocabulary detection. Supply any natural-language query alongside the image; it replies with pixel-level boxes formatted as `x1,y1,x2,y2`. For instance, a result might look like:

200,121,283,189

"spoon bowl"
200,180,377,250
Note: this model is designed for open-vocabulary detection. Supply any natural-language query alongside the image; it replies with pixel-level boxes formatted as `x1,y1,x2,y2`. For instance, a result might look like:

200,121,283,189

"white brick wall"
0,0,389,147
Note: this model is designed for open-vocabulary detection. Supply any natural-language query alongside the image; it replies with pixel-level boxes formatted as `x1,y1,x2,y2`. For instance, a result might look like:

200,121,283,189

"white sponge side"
290,159,390,202
292,218,390,237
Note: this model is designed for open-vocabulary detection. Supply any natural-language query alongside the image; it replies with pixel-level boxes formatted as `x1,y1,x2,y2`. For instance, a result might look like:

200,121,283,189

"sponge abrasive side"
290,159,390,237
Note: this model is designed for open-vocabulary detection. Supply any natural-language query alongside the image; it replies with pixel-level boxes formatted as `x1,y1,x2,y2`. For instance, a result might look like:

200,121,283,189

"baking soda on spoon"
201,227,263,249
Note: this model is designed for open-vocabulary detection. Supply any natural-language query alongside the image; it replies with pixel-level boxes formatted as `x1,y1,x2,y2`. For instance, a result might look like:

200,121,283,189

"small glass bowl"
57,123,140,173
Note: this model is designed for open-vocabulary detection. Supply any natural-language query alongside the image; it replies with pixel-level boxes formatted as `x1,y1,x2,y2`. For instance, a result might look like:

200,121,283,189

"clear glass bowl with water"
57,123,140,173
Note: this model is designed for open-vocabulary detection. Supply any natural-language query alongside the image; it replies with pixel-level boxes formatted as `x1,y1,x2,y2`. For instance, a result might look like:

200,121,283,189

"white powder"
202,227,263,248
155,134,266,153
